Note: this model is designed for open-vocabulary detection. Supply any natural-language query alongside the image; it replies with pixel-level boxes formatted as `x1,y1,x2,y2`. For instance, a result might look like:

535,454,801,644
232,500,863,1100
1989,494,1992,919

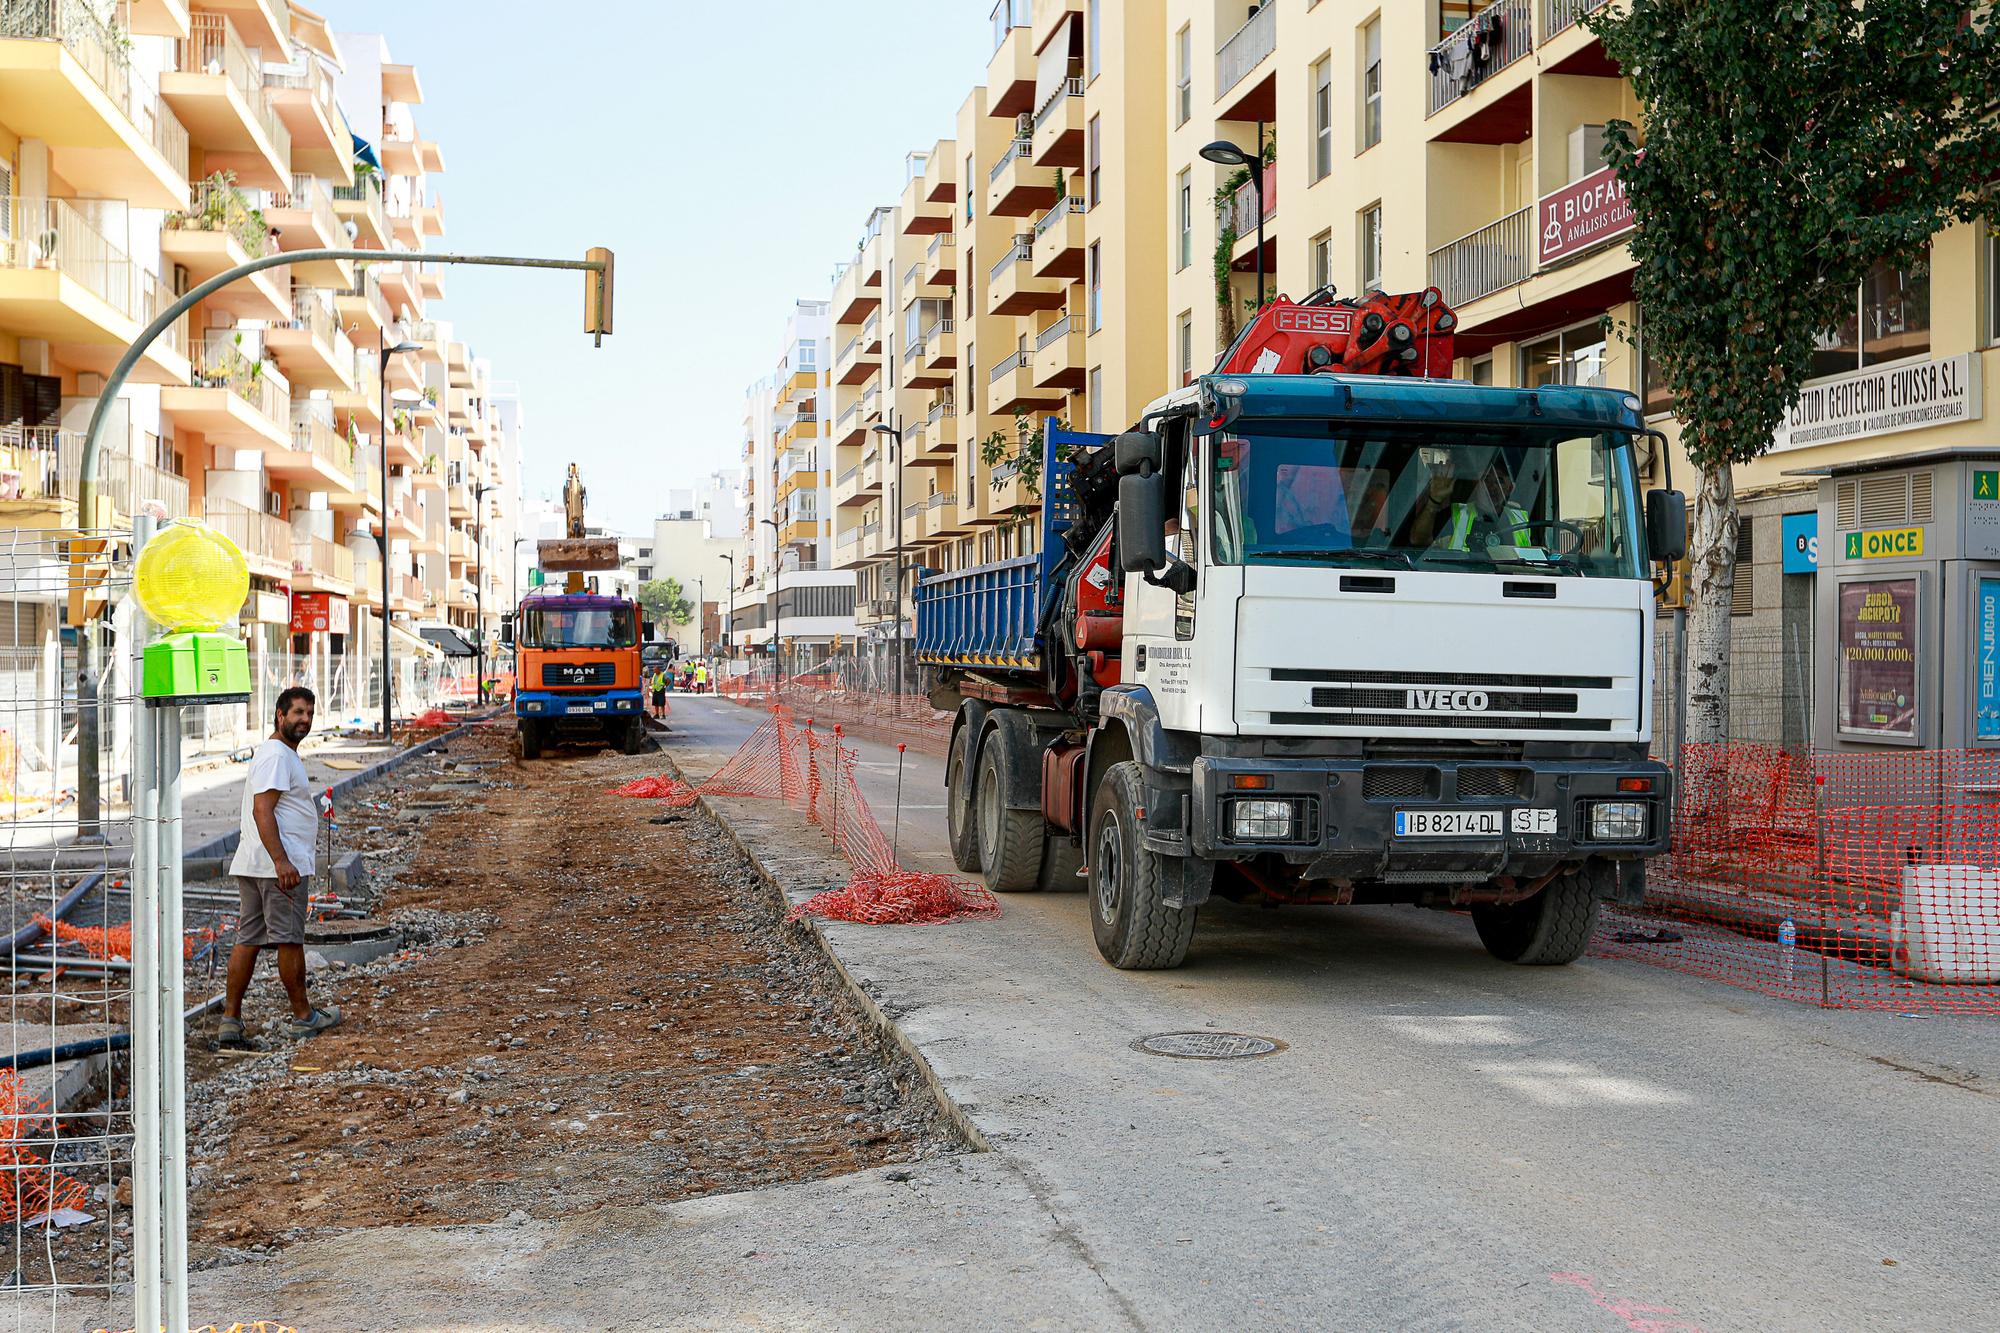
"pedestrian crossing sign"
1976,470,1999,502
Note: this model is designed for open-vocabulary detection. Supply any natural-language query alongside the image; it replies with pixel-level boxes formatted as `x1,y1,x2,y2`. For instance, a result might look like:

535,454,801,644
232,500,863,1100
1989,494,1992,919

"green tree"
636,578,693,628
1585,1,2000,743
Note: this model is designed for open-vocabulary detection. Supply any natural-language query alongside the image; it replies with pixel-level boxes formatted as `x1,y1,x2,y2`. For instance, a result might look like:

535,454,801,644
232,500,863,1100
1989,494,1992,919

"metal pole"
75,624,99,842
128,516,160,1333
379,338,394,742
158,698,189,1332
1672,604,1689,813
893,743,907,861
722,553,734,662
1253,124,1267,311
474,483,485,704
892,420,904,703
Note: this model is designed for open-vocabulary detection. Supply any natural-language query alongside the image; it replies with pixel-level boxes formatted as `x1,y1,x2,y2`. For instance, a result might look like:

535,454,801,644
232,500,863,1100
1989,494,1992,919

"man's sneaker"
285,1006,342,1038
215,1016,248,1049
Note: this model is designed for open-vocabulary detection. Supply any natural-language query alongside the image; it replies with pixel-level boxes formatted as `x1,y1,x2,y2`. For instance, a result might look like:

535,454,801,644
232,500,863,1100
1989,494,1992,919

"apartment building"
640,470,748,658
735,301,856,674
0,2,523,779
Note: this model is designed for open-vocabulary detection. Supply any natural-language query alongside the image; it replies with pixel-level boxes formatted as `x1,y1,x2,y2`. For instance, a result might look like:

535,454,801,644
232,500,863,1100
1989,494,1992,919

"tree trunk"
1684,461,1738,746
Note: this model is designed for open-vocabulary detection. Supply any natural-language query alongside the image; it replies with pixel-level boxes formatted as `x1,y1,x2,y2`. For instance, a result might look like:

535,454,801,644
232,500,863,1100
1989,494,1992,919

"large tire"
518,719,542,760
977,736,1045,892
1472,868,1601,965
1039,832,1085,891
1089,762,1197,969
946,725,981,873
621,716,647,755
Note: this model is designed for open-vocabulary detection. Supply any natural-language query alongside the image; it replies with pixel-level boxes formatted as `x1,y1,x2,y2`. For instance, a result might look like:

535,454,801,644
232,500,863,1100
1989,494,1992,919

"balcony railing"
330,173,386,236
1033,75,1083,131
922,317,955,346
988,136,1032,184
1220,164,1277,237
1429,0,1534,116
927,230,955,260
168,176,269,256
990,350,1030,383
0,425,187,517
929,491,955,511
835,333,861,364
181,14,292,164
291,411,356,478
202,497,291,567
285,289,355,366
0,196,144,319
836,464,860,487
781,450,814,476
836,401,860,431
903,338,926,364
1216,1,1277,100
1545,0,1611,39
990,235,1033,284
1428,204,1533,307
191,336,290,425
267,172,340,243
0,0,190,180
836,526,858,549
142,270,189,361
335,267,392,330
291,536,354,587
1036,314,1074,352
1035,195,1084,245
264,51,349,142
927,393,956,425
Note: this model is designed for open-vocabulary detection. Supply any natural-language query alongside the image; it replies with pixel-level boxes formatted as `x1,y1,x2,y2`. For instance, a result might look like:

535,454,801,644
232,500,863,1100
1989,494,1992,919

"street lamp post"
719,552,735,662
871,418,908,700
378,337,420,741
473,481,487,704
1201,138,1267,314
759,517,782,686
695,575,705,657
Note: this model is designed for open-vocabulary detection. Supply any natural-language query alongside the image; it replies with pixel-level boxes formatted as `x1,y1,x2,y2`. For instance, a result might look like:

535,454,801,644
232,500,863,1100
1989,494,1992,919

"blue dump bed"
914,423,1101,674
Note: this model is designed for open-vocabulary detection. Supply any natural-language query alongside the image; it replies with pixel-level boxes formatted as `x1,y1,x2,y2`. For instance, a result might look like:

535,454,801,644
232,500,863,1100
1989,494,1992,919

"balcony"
986,463,1037,515
1031,75,1084,168
269,411,358,491
988,348,1063,418
779,407,819,450
1545,0,1611,39
414,517,445,557
400,573,428,614
899,173,952,237
263,174,352,287
0,0,191,207
162,13,291,191
290,536,356,596
920,491,961,541
1215,0,1277,122
923,230,956,286
1222,163,1278,271
0,197,192,385
1427,205,1533,308
861,309,883,355
198,0,288,51
329,456,384,513
202,497,292,579
376,260,424,326
988,134,1053,217
157,176,288,320
1032,313,1084,391
988,234,1066,316
901,257,950,304
330,175,390,251
417,263,445,301
988,2,1035,116
264,54,352,181
1428,0,1535,123
831,258,875,325
834,331,877,387
334,268,393,340
417,193,445,240
1031,195,1085,279
832,398,866,448
265,289,358,390
914,395,958,466
0,425,188,525
834,460,876,509
919,317,958,377
165,337,289,448
775,449,817,500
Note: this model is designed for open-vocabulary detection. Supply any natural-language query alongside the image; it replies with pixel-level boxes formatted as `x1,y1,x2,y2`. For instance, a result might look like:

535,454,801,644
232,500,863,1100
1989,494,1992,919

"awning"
288,3,344,68
419,625,478,658
351,134,380,172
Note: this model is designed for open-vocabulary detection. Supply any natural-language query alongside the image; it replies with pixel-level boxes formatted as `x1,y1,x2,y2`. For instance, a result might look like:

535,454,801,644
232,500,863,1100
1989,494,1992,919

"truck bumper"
516,689,644,722
1179,754,1672,887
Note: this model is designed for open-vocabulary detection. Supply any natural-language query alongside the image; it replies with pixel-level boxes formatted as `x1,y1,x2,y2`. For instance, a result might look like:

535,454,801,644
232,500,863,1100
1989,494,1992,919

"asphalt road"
667,696,2000,1332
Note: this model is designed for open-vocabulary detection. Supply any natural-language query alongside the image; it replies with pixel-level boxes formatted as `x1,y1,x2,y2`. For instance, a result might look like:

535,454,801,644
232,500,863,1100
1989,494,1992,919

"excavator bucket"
536,537,622,573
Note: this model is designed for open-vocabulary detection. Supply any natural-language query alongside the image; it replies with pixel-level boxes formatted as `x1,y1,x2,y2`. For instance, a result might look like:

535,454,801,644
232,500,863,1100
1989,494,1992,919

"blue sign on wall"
1979,578,2000,741
1782,511,1819,574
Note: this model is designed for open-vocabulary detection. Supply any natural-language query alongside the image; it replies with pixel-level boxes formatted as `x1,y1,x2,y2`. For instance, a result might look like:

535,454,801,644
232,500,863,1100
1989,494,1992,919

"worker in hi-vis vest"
1410,451,1533,552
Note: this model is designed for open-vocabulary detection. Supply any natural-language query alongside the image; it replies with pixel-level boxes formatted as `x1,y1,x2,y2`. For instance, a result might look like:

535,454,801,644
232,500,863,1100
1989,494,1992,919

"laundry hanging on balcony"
1428,8,1508,98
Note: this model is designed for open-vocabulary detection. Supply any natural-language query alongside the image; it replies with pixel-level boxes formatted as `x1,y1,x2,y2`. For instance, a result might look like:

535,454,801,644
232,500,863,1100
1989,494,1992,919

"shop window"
1521,323,1608,389
1811,252,1930,379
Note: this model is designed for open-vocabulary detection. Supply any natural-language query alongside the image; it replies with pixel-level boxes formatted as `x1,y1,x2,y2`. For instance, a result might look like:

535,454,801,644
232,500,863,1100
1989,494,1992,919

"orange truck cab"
511,591,647,758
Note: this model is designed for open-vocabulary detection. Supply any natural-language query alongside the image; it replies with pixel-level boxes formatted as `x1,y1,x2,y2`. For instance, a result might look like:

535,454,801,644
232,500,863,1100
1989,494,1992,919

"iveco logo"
1406,689,1490,712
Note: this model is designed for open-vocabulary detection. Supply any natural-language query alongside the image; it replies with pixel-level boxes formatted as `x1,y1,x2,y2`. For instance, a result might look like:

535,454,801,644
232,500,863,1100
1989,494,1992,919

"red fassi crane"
1213,286,1458,380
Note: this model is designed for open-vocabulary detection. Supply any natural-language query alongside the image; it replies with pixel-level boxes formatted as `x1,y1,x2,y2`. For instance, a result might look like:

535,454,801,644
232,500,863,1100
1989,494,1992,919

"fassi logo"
1406,689,1489,712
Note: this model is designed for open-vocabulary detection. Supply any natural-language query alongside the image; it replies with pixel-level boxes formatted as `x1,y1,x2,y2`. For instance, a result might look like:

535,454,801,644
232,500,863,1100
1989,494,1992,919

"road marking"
1549,1273,1706,1333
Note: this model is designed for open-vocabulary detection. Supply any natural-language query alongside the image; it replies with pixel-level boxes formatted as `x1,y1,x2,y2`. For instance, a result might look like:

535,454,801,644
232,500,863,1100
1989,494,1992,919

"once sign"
1537,164,1635,266
1842,527,1925,560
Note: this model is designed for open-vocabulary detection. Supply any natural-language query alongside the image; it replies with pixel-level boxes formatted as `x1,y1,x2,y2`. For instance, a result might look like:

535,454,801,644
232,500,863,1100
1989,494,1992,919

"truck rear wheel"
945,726,980,873
1090,762,1197,969
977,739,1045,892
1472,868,1601,965
1039,834,1085,891
519,719,542,760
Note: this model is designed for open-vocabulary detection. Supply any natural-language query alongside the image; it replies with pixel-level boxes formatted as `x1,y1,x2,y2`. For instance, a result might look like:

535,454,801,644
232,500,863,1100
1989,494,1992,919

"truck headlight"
521,700,545,714
1231,798,1298,841
1590,801,1648,841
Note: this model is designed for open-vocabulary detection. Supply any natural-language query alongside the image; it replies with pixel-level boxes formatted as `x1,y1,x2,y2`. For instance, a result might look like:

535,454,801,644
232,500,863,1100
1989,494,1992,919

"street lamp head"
383,341,420,356
871,423,897,439
1199,140,1255,168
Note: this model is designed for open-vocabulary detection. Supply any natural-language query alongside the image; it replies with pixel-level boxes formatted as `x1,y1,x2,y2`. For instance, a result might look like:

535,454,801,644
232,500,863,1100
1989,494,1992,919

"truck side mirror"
1118,472,1168,573
500,613,514,646
643,619,657,642
1114,430,1162,477
1646,489,1688,563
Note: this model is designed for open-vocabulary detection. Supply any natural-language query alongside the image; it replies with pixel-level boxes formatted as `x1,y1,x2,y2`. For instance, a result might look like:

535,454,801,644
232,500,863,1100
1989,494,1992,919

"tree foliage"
636,578,693,627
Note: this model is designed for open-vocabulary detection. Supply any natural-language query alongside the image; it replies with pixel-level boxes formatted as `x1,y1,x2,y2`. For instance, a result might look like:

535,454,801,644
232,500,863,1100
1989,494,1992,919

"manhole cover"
1130,1032,1284,1061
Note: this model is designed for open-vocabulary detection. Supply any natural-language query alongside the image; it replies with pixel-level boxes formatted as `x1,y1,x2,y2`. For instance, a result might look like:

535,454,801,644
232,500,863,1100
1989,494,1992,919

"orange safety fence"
31,914,218,962
1599,742,2000,1014
0,1072,87,1224
613,703,998,925
716,682,952,757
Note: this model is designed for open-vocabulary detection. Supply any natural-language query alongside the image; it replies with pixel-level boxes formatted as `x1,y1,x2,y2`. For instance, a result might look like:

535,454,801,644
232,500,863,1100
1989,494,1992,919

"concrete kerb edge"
662,754,993,1155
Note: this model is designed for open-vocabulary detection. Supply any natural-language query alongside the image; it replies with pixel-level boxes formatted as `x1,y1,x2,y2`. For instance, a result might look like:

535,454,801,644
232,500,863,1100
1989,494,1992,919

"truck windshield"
1208,424,1644,579
520,605,638,649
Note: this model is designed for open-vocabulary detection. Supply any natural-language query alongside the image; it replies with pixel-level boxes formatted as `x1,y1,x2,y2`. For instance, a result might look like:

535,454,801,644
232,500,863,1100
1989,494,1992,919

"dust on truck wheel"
1089,761,1198,969
518,718,542,760
975,732,1046,892
1471,864,1603,965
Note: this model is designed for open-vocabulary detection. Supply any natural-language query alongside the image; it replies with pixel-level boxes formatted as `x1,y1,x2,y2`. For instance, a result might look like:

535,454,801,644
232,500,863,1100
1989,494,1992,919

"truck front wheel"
977,739,1045,892
1472,867,1601,965
621,716,647,755
1089,762,1197,969
519,719,542,760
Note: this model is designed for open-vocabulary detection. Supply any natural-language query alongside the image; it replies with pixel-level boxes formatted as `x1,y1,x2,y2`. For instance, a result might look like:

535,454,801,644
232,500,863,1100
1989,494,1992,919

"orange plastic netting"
614,704,996,925
0,1072,87,1224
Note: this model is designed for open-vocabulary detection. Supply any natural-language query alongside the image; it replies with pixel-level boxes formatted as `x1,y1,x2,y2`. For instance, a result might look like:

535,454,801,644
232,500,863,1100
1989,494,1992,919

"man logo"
1407,689,1489,713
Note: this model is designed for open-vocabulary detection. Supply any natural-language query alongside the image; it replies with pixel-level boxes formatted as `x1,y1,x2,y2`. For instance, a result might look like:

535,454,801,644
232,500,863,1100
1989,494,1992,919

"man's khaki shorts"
235,875,308,947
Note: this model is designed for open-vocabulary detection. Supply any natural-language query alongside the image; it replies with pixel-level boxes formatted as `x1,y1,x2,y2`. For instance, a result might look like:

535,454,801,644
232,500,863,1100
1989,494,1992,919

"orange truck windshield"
520,605,638,649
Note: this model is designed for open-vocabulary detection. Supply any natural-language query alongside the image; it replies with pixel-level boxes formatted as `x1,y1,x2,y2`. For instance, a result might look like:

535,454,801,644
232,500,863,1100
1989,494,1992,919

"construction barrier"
715,681,951,756
0,1073,87,1225
616,703,998,926
1601,743,2000,1014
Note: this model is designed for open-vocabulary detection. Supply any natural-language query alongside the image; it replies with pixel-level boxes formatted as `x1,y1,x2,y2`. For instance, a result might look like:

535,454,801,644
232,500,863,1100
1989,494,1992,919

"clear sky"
327,0,994,535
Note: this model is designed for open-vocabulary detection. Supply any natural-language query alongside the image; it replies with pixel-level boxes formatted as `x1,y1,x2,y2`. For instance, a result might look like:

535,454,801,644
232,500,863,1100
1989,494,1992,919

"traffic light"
584,246,613,343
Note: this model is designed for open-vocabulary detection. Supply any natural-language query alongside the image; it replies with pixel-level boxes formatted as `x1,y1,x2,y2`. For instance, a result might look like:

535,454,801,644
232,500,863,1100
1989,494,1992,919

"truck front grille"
1271,712,1613,732
1363,766,1436,801
1275,668,1614,690
542,662,614,687
1310,687,1580,715
1456,767,1529,799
